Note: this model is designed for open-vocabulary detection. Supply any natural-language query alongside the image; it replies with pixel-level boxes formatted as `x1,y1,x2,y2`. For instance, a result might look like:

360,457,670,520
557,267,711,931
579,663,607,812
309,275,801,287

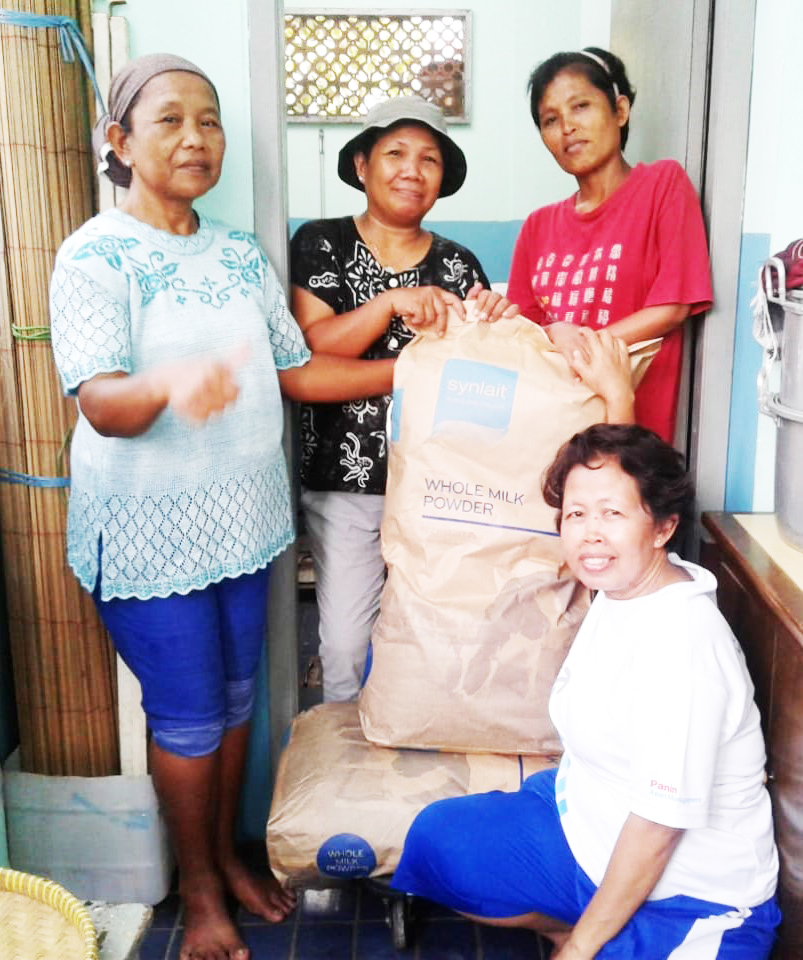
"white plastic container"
755,258,803,550
2,748,173,904
773,290,803,548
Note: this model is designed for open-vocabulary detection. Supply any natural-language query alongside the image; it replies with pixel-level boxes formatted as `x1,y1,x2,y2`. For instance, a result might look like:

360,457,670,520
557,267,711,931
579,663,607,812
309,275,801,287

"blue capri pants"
94,567,270,758
393,768,781,959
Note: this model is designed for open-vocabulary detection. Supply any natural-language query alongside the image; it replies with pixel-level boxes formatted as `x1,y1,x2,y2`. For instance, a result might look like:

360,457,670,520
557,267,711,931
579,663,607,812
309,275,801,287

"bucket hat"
337,95,467,198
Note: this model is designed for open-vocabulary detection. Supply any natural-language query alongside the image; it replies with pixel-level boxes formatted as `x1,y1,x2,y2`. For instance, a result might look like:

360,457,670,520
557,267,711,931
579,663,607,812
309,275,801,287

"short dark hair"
541,423,695,552
528,47,636,150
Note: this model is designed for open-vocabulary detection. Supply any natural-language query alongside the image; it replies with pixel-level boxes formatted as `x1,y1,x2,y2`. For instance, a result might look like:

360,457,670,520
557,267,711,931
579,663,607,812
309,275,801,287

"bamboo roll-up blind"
0,0,119,776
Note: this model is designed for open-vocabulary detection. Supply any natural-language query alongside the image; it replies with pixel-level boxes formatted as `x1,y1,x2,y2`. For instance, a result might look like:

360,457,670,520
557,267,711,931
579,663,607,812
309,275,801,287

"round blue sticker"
316,833,377,878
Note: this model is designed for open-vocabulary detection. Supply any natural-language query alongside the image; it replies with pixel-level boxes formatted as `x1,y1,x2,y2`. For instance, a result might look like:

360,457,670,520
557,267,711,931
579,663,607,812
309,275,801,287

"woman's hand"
161,346,249,424
546,321,592,377
77,344,249,437
465,282,520,322
571,328,635,423
385,285,466,336
555,814,684,959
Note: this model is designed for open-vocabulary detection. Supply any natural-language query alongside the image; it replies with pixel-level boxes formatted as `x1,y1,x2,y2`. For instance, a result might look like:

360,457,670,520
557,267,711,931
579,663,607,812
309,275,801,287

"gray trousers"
300,489,386,701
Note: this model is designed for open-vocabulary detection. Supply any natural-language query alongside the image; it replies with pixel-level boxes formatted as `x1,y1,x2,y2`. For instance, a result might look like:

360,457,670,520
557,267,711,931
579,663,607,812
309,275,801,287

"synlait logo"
433,359,518,434
446,377,510,400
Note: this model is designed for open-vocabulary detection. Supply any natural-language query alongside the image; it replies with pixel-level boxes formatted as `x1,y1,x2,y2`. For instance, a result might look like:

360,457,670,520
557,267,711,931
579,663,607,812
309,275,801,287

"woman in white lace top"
50,53,402,960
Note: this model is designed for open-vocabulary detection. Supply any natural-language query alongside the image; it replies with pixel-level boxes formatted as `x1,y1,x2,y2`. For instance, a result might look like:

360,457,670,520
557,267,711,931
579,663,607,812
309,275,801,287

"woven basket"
0,868,99,960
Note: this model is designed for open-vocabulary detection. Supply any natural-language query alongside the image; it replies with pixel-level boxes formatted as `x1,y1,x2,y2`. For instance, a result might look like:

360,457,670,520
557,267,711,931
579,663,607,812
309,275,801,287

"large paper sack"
359,308,658,754
267,702,553,886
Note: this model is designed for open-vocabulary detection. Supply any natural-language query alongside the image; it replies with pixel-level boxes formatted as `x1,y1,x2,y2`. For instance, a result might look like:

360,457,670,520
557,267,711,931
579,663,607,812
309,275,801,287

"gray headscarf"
92,53,219,188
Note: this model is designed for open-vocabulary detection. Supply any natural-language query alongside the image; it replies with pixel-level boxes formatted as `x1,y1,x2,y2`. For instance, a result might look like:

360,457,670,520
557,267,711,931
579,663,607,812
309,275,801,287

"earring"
358,175,364,183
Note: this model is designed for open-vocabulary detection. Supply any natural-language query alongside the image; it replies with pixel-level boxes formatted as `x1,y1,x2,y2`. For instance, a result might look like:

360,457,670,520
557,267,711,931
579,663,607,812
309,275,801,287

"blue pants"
393,768,780,959
95,568,270,757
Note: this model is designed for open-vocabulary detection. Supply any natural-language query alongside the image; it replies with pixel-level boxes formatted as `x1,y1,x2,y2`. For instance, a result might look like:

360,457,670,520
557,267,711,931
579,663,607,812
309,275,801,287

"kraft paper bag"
267,702,554,887
358,305,659,755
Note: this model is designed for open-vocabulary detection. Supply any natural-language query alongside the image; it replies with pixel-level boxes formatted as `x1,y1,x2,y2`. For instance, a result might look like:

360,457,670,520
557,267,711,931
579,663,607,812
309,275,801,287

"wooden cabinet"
701,512,803,960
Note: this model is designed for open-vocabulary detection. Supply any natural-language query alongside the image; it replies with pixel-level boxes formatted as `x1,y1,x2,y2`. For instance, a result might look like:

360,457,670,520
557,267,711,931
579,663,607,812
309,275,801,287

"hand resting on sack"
571,327,635,424
465,282,520,323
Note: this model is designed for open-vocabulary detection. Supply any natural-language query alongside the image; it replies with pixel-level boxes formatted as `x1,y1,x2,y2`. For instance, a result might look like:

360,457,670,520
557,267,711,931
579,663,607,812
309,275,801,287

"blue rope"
0,9,105,110
0,468,70,489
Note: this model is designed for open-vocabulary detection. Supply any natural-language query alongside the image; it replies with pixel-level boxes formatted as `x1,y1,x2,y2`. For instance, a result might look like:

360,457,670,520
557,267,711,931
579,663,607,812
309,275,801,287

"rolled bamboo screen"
0,1,119,775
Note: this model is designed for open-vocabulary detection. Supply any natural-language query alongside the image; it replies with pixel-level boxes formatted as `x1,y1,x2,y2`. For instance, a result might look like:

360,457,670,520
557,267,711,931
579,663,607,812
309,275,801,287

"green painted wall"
92,0,256,230
285,0,611,223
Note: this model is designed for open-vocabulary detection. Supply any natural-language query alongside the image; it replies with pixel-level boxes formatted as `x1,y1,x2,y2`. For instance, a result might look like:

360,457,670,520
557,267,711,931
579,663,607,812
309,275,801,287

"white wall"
743,0,803,509
286,0,610,222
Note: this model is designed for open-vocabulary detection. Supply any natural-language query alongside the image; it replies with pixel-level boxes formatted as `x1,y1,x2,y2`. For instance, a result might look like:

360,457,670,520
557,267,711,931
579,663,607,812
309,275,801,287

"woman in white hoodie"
393,424,780,960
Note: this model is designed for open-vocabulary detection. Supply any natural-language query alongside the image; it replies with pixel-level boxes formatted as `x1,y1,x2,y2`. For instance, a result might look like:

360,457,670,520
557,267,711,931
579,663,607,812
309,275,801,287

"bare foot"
221,855,297,923
179,874,249,960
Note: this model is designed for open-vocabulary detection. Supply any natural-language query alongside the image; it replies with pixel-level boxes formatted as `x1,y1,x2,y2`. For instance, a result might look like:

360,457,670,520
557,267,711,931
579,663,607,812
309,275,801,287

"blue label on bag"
317,833,377,877
390,388,403,444
433,359,517,434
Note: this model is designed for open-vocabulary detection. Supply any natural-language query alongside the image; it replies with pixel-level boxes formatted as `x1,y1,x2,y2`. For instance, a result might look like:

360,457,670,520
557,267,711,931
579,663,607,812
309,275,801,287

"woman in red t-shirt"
507,47,713,442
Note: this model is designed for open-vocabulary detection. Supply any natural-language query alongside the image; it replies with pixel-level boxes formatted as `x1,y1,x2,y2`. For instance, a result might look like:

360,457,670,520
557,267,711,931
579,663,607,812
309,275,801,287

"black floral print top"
290,216,489,495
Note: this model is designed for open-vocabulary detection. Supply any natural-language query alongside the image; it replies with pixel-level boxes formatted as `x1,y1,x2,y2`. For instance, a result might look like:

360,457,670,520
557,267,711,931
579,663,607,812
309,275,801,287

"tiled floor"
139,567,552,958
140,880,553,959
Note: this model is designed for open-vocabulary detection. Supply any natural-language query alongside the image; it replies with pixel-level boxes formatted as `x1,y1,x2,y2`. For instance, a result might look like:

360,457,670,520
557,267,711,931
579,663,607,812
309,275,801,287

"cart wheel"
389,896,410,950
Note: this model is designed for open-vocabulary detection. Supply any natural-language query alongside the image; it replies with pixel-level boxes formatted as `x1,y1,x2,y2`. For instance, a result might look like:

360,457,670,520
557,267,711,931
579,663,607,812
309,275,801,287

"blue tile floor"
140,579,552,957
139,879,553,959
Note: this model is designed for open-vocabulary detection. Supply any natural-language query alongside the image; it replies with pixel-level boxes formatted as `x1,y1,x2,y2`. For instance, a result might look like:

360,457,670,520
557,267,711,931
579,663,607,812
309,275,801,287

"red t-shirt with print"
507,159,713,442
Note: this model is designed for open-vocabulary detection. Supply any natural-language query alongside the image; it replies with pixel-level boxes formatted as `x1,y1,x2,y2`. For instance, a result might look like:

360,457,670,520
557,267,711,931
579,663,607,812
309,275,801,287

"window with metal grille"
284,10,471,122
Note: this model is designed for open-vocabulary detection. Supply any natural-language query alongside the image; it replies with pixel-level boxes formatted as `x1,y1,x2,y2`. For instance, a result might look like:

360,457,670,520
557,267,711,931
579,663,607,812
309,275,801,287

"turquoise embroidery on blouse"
49,209,312,600
71,230,264,308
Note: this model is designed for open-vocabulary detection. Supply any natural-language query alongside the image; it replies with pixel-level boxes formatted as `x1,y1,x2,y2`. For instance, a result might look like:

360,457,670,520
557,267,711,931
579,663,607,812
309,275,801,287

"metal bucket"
756,258,803,549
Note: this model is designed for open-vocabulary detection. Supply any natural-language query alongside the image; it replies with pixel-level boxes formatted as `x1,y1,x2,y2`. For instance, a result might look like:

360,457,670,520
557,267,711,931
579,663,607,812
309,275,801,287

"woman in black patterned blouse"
290,95,514,702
